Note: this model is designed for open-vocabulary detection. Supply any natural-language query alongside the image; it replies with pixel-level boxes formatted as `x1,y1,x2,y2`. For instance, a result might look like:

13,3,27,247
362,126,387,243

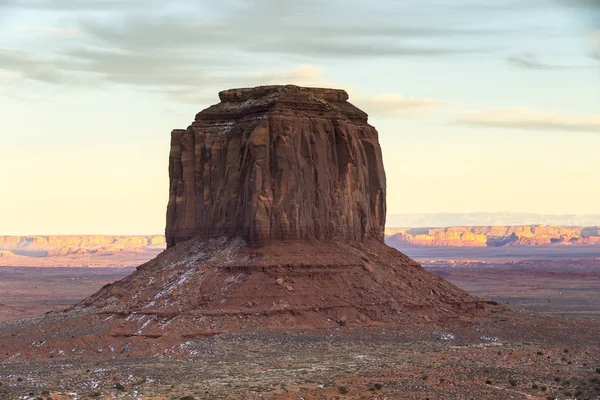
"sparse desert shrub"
540,385,547,391
596,367,600,374
509,379,517,387
113,383,125,391
485,379,492,385
536,351,543,356
89,393,101,398
41,390,50,395
554,377,560,382
368,383,383,391
337,386,349,394
180,396,195,400
16,377,23,382
532,384,539,389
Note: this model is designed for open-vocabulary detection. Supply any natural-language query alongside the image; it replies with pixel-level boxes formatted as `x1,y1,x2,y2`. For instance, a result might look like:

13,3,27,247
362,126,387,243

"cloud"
15,1,492,92
62,45,235,86
0,0,162,10
164,64,444,121
79,11,491,59
591,30,600,59
354,94,445,117
0,49,62,83
507,53,592,70
0,0,494,94
166,65,336,104
457,107,600,132
0,0,593,97
18,26,81,37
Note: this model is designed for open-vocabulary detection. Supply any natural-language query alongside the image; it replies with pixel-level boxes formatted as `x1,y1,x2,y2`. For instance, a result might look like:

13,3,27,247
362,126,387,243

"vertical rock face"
166,85,386,247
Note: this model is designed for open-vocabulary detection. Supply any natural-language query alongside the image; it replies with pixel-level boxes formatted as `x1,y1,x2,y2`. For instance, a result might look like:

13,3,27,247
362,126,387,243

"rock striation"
166,85,386,247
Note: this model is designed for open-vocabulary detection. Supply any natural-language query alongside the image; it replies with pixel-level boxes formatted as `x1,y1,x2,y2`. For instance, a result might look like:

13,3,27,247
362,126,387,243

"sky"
0,0,599,235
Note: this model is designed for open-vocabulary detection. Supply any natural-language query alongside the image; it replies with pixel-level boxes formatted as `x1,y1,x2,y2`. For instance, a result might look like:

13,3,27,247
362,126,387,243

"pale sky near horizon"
0,0,599,235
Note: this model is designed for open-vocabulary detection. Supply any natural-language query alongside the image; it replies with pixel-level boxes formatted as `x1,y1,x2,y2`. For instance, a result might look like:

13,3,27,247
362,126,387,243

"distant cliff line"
385,226,600,247
387,213,600,227
2,227,600,255
0,235,165,258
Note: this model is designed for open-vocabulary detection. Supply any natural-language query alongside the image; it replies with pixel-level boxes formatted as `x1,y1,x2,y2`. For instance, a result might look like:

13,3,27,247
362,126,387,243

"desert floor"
0,249,599,399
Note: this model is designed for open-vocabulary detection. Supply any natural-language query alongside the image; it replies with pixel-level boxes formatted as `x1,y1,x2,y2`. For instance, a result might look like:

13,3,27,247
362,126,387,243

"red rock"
166,85,386,247
0,86,505,359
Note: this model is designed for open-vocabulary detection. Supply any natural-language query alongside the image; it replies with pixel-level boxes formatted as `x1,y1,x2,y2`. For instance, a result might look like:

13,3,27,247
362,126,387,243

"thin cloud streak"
355,94,446,117
18,26,81,37
507,53,594,70
458,107,600,133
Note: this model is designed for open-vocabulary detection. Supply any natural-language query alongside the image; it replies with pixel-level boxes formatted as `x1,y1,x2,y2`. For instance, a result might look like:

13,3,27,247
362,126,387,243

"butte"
2,86,501,356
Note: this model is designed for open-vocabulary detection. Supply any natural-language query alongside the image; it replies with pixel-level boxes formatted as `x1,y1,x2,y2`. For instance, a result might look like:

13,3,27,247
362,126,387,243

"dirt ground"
0,247,599,400
1,318,599,400
0,267,134,322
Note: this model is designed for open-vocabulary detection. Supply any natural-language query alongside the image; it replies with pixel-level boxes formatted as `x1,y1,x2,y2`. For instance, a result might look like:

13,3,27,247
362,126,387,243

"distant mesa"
0,235,165,268
385,225,600,247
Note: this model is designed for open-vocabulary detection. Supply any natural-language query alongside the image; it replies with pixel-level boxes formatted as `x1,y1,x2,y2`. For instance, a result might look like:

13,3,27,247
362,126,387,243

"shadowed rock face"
166,85,386,247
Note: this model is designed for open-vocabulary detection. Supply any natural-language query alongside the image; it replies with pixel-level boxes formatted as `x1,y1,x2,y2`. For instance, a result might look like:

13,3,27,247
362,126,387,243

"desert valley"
0,86,598,400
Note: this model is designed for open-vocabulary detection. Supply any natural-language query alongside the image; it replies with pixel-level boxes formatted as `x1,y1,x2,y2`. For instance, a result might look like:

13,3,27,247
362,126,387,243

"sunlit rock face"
166,85,386,247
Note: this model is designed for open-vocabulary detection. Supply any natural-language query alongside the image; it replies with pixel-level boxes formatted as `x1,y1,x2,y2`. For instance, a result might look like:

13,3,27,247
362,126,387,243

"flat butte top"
189,85,369,124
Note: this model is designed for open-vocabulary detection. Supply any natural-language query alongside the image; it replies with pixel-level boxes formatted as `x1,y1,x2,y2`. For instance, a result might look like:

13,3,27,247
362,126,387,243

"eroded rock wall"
166,85,386,247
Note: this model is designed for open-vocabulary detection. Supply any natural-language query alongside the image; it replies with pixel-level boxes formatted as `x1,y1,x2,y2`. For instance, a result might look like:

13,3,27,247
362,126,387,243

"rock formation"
75,85,494,329
0,86,501,359
166,85,385,247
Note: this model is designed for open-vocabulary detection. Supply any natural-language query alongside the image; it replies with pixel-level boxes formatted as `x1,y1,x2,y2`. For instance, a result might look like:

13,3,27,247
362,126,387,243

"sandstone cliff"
166,85,386,247
385,225,600,247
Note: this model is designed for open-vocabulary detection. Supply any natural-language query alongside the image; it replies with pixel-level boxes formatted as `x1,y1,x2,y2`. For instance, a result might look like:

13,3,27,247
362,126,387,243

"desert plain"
1,86,598,400
0,240,599,400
